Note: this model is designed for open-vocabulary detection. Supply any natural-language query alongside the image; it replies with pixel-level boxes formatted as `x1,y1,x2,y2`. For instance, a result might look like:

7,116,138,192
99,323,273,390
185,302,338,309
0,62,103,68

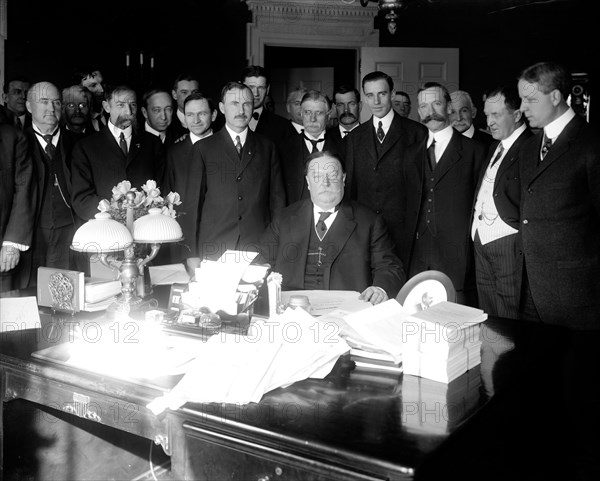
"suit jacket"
259,198,405,298
325,125,353,159
24,126,78,224
344,113,428,255
401,129,486,294
70,128,165,221
473,127,533,230
0,106,32,131
163,136,203,260
0,124,35,247
279,133,343,205
519,115,600,329
195,128,286,260
255,109,293,147
471,128,494,150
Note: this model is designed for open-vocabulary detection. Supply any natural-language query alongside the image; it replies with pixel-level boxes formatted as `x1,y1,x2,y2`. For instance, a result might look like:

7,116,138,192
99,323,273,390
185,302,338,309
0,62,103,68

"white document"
149,263,191,285
281,290,371,316
0,296,41,331
191,250,258,313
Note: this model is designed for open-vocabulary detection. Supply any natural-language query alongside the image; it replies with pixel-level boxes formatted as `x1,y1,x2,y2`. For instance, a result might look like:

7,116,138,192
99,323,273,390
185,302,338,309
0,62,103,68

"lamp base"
106,294,145,315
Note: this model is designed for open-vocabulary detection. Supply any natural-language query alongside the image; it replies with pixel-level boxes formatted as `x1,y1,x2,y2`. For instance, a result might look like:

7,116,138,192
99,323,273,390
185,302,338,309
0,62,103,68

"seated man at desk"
260,151,405,304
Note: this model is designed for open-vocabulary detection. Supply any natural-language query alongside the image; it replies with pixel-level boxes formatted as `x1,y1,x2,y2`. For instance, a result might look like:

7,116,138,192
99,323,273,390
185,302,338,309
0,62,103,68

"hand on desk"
359,286,388,305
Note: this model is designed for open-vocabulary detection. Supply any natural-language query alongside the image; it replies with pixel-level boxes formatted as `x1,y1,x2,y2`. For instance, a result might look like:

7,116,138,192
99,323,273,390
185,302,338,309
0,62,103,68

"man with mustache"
70,84,164,221
450,89,493,149
260,151,404,304
0,76,31,131
400,82,485,305
23,81,79,284
344,71,427,259
188,81,285,263
61,85,94,139
326,84,361,155
279,90,343,205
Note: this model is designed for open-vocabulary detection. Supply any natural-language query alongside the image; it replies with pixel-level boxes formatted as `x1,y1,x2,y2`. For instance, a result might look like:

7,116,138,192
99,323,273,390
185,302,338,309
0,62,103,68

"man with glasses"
241,65,293,146
72,65,106,131
61,85,94,138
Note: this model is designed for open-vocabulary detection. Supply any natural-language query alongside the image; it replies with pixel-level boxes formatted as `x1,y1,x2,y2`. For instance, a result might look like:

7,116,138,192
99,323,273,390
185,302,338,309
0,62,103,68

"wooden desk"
1,307,516,480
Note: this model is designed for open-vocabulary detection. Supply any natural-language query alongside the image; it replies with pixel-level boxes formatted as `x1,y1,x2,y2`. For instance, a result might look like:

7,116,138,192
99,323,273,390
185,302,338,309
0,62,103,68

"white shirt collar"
190,129,213,144
312,202,339,232
544,107,576,142
372,108,395,135
339,123,358,137
291,121,303,134
225,124,248,146
499,124,527,152
462,124,476,138
32,123,60,148
144,122,165,141
108,120,132,144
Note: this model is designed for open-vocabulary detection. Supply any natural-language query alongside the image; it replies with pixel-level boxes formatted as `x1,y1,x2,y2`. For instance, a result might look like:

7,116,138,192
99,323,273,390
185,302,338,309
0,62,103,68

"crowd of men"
1,59,599,477
0,61,598,319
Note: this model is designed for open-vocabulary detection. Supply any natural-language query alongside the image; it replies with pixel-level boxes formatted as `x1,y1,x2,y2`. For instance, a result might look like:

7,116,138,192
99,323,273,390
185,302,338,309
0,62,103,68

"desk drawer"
2,368,169,449
182,422,387,481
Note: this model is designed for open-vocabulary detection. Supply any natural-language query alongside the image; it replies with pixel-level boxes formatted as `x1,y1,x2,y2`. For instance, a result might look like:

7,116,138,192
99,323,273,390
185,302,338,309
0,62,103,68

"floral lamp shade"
71,212,134,253
133,208,183,243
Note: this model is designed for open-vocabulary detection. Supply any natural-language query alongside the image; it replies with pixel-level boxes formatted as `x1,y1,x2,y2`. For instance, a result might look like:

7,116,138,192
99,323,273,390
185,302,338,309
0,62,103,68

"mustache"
421,113,446,124
340,113,357,121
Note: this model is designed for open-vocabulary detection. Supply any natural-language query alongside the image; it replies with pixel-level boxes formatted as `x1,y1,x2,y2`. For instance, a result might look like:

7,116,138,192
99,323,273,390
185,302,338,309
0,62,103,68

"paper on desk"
190,250,258,313
147,307,349,414
149,263,191,285
281,290,371,316
0,296,41,331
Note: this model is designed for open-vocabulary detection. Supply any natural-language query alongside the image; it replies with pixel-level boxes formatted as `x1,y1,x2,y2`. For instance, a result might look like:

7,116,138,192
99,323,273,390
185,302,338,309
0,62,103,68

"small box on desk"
37,267,85,313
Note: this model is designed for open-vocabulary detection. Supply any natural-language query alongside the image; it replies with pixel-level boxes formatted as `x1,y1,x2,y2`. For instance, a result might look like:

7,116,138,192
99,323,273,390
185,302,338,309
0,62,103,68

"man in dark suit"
279,90,342,205
163,92,217,263
401,82,485,305
141,88,175,146
326,84,362,156
260,151,404,303
471,85,532,319
61,85,95,139
169,73,200,140
450,89,493,149
70,84,164,221
516,61,600,481
286,86,307,135
344,71,428,258
0,124,35,291
1,76,31,131
190,81,285,263
24,82,79,283
241,65,293,145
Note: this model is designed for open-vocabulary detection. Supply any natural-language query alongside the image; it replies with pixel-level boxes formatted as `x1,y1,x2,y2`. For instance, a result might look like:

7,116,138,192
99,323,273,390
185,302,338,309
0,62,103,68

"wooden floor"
3,399,173,481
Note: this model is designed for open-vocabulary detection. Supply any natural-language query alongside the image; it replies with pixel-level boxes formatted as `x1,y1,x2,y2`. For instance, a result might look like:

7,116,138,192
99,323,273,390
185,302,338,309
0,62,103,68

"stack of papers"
402,367,481,435
401,302,487,383
147,307,350,414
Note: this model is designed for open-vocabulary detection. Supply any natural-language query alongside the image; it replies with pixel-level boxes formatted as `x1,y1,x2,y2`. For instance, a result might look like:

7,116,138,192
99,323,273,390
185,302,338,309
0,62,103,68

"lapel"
434,130,463,184
239,130,257,174
525,116,581,187
217,129,242,168
475,140,499,193
101,127,128,162
360,119,378,164
126,131,142,166
324,200,357,264
377,113,402,162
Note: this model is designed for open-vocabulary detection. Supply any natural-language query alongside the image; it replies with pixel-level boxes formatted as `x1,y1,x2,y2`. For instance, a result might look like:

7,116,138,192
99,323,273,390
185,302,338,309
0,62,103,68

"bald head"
26,82,62,133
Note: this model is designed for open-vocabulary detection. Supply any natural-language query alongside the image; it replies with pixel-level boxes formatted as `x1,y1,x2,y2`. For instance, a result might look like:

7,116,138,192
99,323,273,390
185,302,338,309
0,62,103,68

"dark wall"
5,0,596,126
4,0,250,101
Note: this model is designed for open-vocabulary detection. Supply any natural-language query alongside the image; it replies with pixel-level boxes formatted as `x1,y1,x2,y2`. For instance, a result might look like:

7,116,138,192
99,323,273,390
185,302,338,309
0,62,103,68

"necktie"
159,132,166,143
43,134,56,160
376,121,385,142
342,130,350,137
252,112,260,121
490,143,505,167
235,135,242,158
540,132,552,161
119,132,128,157
427,139,437,171
316,211,332,241
304,135,325,154
15,116,23,130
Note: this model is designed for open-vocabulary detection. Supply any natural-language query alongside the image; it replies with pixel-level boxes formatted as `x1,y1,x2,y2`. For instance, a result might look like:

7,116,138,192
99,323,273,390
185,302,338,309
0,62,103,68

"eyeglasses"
65,102,88,111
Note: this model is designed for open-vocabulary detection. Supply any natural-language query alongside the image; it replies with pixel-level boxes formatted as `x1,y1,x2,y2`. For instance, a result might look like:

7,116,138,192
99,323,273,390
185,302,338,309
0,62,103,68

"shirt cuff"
2,241,30,251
